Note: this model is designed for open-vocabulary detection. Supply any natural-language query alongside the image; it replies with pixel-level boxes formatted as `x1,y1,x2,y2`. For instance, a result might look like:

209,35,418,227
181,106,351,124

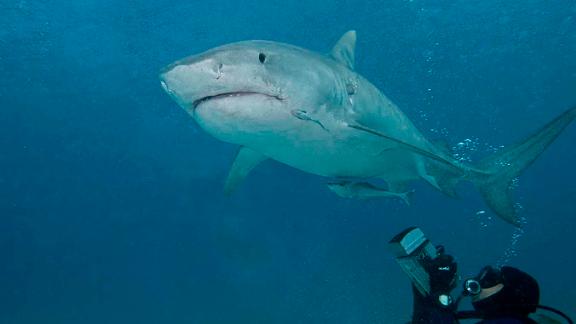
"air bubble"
497,222,526,266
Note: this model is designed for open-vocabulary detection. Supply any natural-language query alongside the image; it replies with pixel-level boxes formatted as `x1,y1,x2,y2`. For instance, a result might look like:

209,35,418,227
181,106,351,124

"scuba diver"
389,227,573,324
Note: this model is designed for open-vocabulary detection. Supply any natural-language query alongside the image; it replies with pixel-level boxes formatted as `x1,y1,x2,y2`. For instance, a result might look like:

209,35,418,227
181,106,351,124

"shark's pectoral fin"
330,30,356,70
224,147,267,195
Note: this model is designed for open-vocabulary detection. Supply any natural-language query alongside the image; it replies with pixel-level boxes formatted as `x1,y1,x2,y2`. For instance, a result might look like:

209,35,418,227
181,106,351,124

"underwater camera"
388,226,439,296
389,227,574,323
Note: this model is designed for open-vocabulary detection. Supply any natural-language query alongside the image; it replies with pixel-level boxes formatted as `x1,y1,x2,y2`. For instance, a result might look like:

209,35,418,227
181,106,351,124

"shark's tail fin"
471,107,576,226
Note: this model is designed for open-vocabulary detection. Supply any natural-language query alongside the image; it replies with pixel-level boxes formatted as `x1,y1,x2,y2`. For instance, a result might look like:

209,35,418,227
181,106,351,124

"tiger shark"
159,31,575,226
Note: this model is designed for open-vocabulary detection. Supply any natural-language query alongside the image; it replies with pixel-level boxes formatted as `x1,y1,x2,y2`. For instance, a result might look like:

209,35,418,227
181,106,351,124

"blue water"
1,0,575,323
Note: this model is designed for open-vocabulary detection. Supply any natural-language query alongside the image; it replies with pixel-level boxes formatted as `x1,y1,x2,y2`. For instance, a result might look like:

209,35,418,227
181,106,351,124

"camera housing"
389,227,438,296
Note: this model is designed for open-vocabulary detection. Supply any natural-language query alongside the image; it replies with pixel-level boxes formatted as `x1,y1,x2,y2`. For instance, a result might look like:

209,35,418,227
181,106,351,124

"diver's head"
463,266,540,318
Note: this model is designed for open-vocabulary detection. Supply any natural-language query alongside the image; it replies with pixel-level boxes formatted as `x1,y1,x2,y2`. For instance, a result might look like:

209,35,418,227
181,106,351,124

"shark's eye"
259,53,266,64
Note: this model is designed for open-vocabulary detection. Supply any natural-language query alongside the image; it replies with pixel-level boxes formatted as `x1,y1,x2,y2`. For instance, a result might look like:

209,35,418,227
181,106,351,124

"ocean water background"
1,0,575,323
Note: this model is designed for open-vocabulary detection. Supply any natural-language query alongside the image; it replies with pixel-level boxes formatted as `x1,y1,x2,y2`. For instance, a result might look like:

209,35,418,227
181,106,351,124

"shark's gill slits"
192,91,283,108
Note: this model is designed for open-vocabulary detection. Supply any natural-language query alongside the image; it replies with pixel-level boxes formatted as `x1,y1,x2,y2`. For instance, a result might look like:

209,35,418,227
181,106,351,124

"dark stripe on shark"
347,123,467,172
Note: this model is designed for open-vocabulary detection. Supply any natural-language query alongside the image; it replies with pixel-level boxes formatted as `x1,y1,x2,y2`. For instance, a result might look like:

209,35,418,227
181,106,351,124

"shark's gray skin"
160,31,576,226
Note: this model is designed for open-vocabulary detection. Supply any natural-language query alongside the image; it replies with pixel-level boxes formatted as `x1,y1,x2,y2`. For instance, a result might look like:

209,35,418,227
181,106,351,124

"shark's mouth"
193,91,282,109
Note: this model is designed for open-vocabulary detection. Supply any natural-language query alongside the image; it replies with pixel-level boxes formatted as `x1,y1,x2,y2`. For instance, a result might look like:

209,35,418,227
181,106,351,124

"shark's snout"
160,79,170,94
159,75,182,106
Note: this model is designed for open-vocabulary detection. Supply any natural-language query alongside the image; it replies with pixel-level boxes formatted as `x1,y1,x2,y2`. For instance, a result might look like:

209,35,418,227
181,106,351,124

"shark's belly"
257,131,422,181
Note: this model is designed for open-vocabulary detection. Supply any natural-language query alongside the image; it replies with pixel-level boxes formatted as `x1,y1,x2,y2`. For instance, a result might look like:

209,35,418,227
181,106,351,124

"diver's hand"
423,246,458,295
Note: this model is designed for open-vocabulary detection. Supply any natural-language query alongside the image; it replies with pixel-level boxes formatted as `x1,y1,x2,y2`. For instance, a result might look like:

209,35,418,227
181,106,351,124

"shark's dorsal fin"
331,30,356,70
224,147,267,195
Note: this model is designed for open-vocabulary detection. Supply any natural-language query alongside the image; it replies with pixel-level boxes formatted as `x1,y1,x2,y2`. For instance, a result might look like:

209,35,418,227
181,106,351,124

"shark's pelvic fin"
472,106,576,226
331,30,356,70
431,139,453,158
425,160,461,199
434,174,460,199
224,147,267,195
